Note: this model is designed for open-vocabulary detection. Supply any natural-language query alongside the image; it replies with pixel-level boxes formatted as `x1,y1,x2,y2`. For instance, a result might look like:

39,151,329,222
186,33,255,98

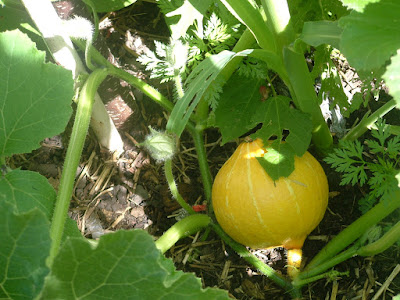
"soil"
13,1,400,299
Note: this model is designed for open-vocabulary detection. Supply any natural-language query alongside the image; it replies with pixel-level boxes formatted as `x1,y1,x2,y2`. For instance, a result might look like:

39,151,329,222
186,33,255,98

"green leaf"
85,0,137,13
252,96,313,157
0,169,56,219
256,143,295,180
0,201,50,300
339,0,400,71
383,50,400,108
42,230,230,299
0,30,73,157
251,96,313,180
300,21,342,49
214,74,265,144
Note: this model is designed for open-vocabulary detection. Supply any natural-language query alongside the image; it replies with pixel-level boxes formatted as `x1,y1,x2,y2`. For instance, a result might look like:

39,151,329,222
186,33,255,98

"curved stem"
343,99,397,141
305,190,400,271
358,220,400,257
164,159,196,215
297,244,359,282
48,68,108,266
73,39,176,114
155,214,211,254
211,223,301,298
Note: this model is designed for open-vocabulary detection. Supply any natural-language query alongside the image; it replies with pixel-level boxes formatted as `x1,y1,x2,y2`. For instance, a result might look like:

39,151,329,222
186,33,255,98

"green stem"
173,69,185,100
219,0,277,54
297,244,359,282
305,190,400,271
294,270,349,287
73,39,176,114
48,68,108,266
164,159,196,215
358,220,400,257
211,223,301,298
283,47,333,153
188,126,213,204
261,0,295,52
155,214,211,254
219,28,256,82
343,99,397,141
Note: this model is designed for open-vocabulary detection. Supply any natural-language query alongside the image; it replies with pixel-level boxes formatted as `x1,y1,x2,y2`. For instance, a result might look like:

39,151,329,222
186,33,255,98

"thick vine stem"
261,0,295,52
305,190,400,271
48,68,109,266
155,214,211,254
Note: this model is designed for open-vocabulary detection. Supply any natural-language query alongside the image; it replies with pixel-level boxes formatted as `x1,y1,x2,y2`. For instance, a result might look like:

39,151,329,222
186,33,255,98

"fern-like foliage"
325,118,400,213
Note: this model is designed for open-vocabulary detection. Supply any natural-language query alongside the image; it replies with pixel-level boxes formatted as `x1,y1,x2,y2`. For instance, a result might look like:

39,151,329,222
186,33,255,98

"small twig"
371,264,400,300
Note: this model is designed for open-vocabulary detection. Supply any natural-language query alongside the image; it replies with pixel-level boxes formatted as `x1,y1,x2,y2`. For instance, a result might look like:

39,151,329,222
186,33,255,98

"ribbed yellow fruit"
212,139,329,250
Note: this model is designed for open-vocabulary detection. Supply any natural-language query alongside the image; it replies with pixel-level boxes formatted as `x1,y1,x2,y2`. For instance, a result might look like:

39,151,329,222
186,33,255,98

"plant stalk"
188,126,213,204
297,244,359,282
218,0,277,54
357,220,400,257
48,68,108,266
164,159,196,215
155,214,211,254
261,0,295,52
73,39,177,115
283,47,333,153
343,99,397,141
211,223,302,298
304,190,400,271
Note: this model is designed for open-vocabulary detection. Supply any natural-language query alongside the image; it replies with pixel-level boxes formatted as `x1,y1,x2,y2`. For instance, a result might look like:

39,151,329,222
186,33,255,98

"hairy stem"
48,68,108,266
155,214,211,254
164,159,196,215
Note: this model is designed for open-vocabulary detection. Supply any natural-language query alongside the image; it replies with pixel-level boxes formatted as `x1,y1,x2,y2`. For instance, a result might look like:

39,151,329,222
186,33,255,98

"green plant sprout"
1,0,400,299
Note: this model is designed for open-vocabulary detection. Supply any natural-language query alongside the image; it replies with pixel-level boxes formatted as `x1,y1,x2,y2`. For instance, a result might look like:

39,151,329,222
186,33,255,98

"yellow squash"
212,139,329,250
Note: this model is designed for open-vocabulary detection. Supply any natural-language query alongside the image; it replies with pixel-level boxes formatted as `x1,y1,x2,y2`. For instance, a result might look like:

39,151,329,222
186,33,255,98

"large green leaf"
0,201,50,300
0,30,73,157
214,74,265,144
0,169,56,219
42,230,229,299
383,50,400,108
339,0,400,71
